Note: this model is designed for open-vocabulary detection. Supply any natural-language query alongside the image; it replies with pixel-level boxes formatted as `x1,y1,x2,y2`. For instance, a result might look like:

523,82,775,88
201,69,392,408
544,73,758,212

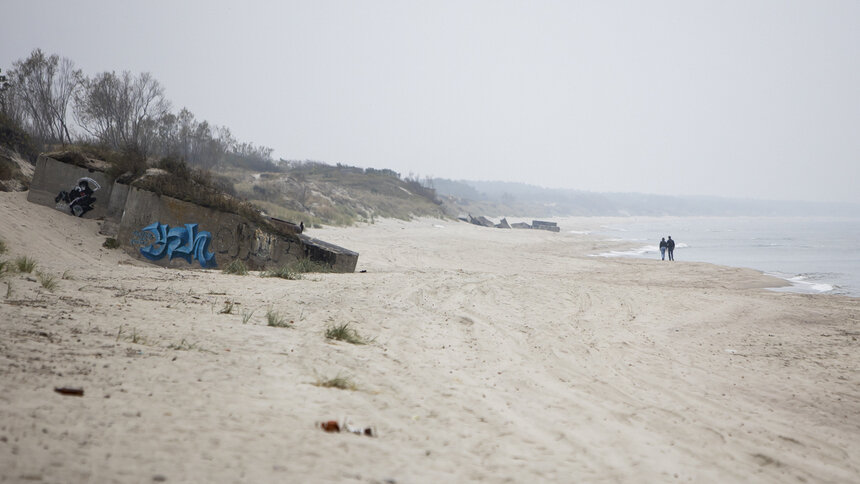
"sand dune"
1,190,858,483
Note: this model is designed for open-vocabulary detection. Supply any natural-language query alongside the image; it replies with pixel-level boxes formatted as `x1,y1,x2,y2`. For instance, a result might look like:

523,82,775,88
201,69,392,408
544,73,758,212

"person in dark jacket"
659,237,668,260
667,236,676,261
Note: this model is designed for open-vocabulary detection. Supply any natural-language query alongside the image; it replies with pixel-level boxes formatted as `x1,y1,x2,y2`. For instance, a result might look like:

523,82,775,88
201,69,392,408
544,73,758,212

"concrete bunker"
27,153,358,273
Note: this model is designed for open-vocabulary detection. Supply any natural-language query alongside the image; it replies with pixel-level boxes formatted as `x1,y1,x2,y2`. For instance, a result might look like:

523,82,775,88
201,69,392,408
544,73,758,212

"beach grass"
314,374,357,391
222,259,248,275
102,238,120,249
37,272,57,291
266,307,292,327
291,258,332,274
219,300,235,314
325,322,366,345
261,265,302,280
14,256,37,273
167,338,199,351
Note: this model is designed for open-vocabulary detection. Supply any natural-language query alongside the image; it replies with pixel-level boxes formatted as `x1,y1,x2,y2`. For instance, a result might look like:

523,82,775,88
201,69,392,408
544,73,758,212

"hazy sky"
3,1,859,203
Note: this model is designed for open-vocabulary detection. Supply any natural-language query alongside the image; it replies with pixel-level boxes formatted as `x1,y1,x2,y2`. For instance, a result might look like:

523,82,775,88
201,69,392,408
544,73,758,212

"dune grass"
14,256,37,273
261,265,302,280
313,374,357,391
167,338,199,351
291,258,332,274
37,272,57,291
102,238,120,249
266,307,292,327
222,259,249,275
219,300,235,314
325,323,367,345
0,238,6,254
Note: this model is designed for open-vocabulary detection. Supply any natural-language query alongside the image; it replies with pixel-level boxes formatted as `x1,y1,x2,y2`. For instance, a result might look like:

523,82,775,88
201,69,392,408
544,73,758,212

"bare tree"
75,70,170,156
6,49,81,146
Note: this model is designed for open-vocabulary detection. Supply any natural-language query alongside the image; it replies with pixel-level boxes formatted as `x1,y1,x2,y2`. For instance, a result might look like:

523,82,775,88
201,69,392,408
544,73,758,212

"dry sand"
1,190,858,483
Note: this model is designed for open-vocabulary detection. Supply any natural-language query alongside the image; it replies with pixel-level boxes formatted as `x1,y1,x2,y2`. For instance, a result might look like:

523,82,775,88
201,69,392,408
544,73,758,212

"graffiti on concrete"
136,222,217,268
130,229,156,247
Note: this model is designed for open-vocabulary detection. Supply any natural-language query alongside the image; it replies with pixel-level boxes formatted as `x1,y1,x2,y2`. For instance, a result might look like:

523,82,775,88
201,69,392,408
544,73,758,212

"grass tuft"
116,325,150,345
266,307,292,327
14,256,37,273
167,338,198,351
261,265,302,280
222,259,249,275
313,374,357,391
242,309,255,324
0,238,6,254
37,272,57,291
102,238,120,249
291,258,332,274
325,323,366,345
219,300,235,314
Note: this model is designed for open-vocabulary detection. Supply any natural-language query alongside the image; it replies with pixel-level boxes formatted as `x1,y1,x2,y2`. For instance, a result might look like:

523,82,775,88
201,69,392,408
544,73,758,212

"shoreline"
547,216,860,298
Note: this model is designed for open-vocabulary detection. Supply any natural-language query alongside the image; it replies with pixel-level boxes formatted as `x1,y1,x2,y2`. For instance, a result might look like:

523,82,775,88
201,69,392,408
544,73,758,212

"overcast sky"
2,1,859,203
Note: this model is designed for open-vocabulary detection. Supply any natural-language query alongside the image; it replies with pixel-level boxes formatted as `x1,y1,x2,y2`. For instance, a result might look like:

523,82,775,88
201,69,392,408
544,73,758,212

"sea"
583,216,860,297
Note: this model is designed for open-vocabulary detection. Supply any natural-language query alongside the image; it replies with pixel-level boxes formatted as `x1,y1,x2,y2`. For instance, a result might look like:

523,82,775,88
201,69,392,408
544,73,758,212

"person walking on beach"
667,236,675,261
659,237,667,260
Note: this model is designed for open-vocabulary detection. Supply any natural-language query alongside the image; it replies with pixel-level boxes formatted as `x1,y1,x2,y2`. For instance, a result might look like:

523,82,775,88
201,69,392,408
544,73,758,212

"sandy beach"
1,190,858,483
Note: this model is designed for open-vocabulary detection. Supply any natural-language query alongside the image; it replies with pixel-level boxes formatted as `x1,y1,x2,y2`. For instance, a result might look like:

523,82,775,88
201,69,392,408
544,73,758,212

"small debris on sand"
54,387,84,397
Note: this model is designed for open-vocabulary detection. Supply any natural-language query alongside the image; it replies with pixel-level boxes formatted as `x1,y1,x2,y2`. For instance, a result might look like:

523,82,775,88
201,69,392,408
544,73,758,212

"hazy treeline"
0,49,276,171
434,178,860,217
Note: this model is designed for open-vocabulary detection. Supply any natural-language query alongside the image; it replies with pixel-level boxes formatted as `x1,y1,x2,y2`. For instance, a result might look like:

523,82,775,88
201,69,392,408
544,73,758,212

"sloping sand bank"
1,191,858,483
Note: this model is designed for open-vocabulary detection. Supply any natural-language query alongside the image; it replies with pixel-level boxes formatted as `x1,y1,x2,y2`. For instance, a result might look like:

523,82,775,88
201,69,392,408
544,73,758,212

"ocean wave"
593,245,656,257
766,272,836,294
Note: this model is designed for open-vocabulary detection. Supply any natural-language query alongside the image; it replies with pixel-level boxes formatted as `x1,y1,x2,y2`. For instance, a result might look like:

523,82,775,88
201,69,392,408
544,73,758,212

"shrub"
102,238,120,249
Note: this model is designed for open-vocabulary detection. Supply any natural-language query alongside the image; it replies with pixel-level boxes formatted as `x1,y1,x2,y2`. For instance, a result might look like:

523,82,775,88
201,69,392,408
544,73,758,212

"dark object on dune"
54,386,84,396
495,218,511,229
320,420,340,432
511,222,531,229
55,177,100,217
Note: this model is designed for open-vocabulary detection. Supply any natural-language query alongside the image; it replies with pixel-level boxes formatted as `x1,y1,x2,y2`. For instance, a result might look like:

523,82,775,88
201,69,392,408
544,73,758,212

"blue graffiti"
138,222,217,268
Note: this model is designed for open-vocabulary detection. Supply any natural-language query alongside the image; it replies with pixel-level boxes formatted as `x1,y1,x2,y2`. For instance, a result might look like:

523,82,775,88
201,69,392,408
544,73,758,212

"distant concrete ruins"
461,213,561,233
531,220,561,232
27,153,358,272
